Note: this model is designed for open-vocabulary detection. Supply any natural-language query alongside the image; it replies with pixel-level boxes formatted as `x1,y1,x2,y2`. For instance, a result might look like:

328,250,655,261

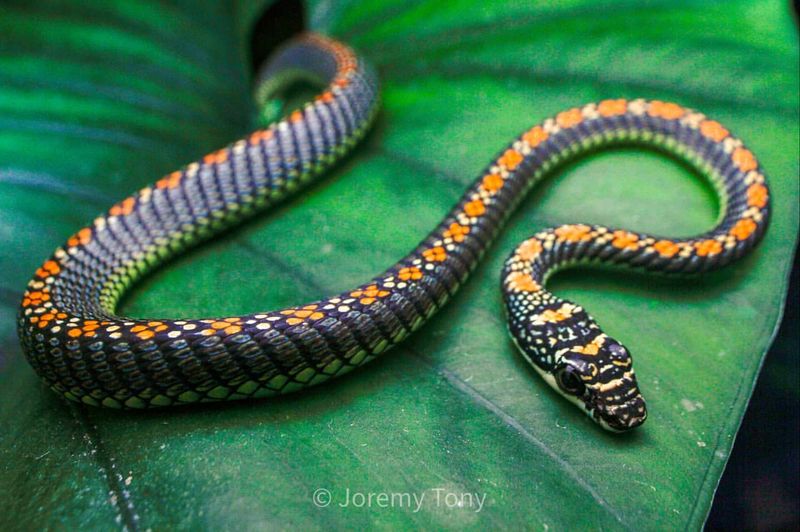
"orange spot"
398,266,423,281
443,222,470,243
131,325,147,333
295,310,313,318
156,171,183,190
360,297,376,305
699,120,729,142
648,101,684,120
211,321,228,330
137,330,155,340
309,312,324,320
611,230,639,250
522,125,549,147
36,260,61,279
333,77,349,88
286,317,303,326
729,218,757,241
203,149,229,165
540,309,569,323
556,108,583,129
423,246,447,262
653,240,680,258
317,91,334,103
694,239,722,256
732,148,757,173
225,317,241,322
35,314,54,328
249,129,273,146
67,227,92,247
354,285,389,300
68,328,82,338
517,239,542,261
110,197,136,217
506,271,540,292
746,184,768,208
498,149,523,171
464,200,485,217
23,290,51,308
554,224,592,243
224,325,241,335
481,174,504,192
575,341,600,356
598,99,627,117
290,110,304,123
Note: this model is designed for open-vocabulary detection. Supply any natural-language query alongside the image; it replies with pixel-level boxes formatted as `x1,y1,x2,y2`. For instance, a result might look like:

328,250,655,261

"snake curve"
17,33,771,431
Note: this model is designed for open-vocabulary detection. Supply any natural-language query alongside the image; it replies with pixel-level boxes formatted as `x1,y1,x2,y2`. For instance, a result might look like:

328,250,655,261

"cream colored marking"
597,371,635,393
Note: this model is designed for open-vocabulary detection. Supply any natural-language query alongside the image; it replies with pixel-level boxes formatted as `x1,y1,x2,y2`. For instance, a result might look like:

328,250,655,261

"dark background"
706,249,799,530
252,0,800,528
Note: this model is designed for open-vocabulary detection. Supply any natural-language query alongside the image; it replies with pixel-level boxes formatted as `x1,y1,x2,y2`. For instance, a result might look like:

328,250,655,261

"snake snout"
594,388,647,432
598,395,647,431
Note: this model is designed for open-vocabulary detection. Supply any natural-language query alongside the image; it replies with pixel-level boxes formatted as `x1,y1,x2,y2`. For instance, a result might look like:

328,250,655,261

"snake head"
505,293,648,432
551,338,647,432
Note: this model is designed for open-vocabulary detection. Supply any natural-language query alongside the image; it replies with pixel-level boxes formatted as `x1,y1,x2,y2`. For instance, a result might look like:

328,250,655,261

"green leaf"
0,0,797,528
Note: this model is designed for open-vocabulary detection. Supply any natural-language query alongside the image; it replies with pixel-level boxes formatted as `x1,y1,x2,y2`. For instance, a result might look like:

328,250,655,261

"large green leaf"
0,0,797,528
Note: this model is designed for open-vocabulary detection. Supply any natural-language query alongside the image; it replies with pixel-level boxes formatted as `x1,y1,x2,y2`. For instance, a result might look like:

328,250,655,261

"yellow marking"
572,335,605,356
597,371,635,392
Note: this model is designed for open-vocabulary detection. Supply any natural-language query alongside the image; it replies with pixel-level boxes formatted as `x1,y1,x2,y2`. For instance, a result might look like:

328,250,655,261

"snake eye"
556,366,586,396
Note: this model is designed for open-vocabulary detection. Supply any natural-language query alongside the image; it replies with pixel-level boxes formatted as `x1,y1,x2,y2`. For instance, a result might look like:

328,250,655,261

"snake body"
18,34,770,431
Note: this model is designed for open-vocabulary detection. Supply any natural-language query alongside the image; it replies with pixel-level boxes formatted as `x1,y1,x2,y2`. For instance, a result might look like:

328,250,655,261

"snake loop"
17,34,770,431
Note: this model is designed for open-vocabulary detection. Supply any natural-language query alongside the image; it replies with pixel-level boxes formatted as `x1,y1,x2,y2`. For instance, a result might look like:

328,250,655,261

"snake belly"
17,33,770,430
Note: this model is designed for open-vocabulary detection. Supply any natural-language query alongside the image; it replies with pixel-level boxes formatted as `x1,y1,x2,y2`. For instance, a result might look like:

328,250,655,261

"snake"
17,33,771,432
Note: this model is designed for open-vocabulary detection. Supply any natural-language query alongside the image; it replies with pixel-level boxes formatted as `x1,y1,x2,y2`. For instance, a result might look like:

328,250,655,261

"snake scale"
17,33,771,431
